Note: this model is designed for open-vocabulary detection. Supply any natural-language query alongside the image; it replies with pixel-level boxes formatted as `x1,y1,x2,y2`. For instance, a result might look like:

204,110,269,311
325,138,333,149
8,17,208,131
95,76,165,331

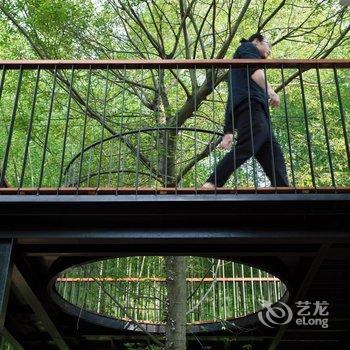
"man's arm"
220,74,235,150
251,69,280,107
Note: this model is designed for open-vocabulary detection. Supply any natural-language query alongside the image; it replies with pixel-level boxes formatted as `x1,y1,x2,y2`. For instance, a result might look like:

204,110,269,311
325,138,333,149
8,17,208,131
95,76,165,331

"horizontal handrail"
0,59,350,69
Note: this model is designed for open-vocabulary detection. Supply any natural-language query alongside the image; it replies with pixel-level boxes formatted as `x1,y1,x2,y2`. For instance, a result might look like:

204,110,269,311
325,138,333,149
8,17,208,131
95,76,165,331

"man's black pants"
207,100,289,187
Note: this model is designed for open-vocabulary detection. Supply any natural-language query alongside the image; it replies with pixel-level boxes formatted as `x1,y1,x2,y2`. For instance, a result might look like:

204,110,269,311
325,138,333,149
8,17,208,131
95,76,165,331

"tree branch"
215,0,253,59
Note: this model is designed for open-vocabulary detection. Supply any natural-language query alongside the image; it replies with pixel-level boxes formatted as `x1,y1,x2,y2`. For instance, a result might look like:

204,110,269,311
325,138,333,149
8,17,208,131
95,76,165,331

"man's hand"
268,90,280,108
219,133,233,150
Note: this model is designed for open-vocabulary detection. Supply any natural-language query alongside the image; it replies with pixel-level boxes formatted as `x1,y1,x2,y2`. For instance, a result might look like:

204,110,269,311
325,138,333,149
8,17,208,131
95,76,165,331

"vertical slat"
194,65,198,193
0,67,23,187
0,66,7,187
0,66,7,186
146,263,150,321
38,66,58,189
135,66,143,193
266,271,271,303
246,65,258,191
58,66,75,189
250,266,255,312
273,275,278,302
77,66,92,190
0,66,6,101
97,67,109,188
156,65,161,194
222,261,227,320
280,65,296,189
241,264,247,315
229,65,238,192
232,262,237,318
299,66,316,189
86,147,93,187
333,66,350,170
162,72,169,189
19,67,41,189
258,269,263,303
177,65,184,189
175,65,179,194
316,66,336,188
116,66,127,193
263,65,277,190
211,65,218,194
107,137,113,187
211,259,216,320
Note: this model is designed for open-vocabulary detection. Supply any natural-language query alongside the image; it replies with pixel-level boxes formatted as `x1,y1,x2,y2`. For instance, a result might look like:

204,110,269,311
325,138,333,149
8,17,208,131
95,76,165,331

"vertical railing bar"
0,66,6,102
163,69,168,190
199,261,204,321
19,66,40,190
0,65,6,185
86,147,93,187
258,269,263,303
77,65,92,192
222,260,227,320
67,153,73,187
316,66,336,190
58,66,75,190
97,66,109,189
178,65,184,189
246,64,258,193
280,65,296,191
38,65,58,190
263,65,277,192
175,64,179,194
135,66,143,194
299,65,316,189
232,262,237,318
267,272,272,303
230,65,238,193
29,147,34,187
1,66,23,187
250,266,255,312
211,65,217,195
116,65,127,194
241,264,246,315
194,65,198,193
333,66,350,171
107,141,113,187
211,259,216,320
156,64,161,195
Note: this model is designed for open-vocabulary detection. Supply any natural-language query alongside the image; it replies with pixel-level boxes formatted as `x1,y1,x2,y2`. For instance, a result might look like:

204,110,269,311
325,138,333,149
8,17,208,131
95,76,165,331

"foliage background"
0,0,349,189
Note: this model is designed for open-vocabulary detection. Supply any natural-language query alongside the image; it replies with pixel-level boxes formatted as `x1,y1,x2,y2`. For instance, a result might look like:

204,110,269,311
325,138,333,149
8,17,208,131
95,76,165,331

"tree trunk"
165,256,187,350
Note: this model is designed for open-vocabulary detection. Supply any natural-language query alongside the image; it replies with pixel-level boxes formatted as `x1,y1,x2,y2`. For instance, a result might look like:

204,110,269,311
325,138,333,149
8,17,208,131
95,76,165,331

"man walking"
203,33,289,189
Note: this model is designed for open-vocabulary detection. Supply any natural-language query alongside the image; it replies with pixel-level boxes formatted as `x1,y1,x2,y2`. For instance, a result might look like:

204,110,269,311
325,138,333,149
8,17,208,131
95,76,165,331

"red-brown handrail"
0,59,350,69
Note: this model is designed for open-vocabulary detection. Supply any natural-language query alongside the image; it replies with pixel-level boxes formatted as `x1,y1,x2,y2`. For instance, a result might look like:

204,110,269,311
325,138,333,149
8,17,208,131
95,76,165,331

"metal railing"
54,257,287,328
0,59,349,194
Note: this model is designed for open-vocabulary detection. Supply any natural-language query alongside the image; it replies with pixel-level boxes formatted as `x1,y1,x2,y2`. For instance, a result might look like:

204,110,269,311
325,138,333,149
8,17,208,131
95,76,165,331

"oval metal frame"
48,255,291,334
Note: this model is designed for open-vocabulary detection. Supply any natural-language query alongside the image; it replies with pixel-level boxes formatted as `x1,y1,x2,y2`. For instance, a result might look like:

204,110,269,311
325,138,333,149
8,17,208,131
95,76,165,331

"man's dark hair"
240,33,265,43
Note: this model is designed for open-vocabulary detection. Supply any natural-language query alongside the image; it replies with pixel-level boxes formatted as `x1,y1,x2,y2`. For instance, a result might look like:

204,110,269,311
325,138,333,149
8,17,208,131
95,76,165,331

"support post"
0,239,13,331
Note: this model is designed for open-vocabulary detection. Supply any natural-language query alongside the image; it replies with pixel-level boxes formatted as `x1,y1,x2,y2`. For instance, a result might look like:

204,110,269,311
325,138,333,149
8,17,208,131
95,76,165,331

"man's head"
241,33,271,59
